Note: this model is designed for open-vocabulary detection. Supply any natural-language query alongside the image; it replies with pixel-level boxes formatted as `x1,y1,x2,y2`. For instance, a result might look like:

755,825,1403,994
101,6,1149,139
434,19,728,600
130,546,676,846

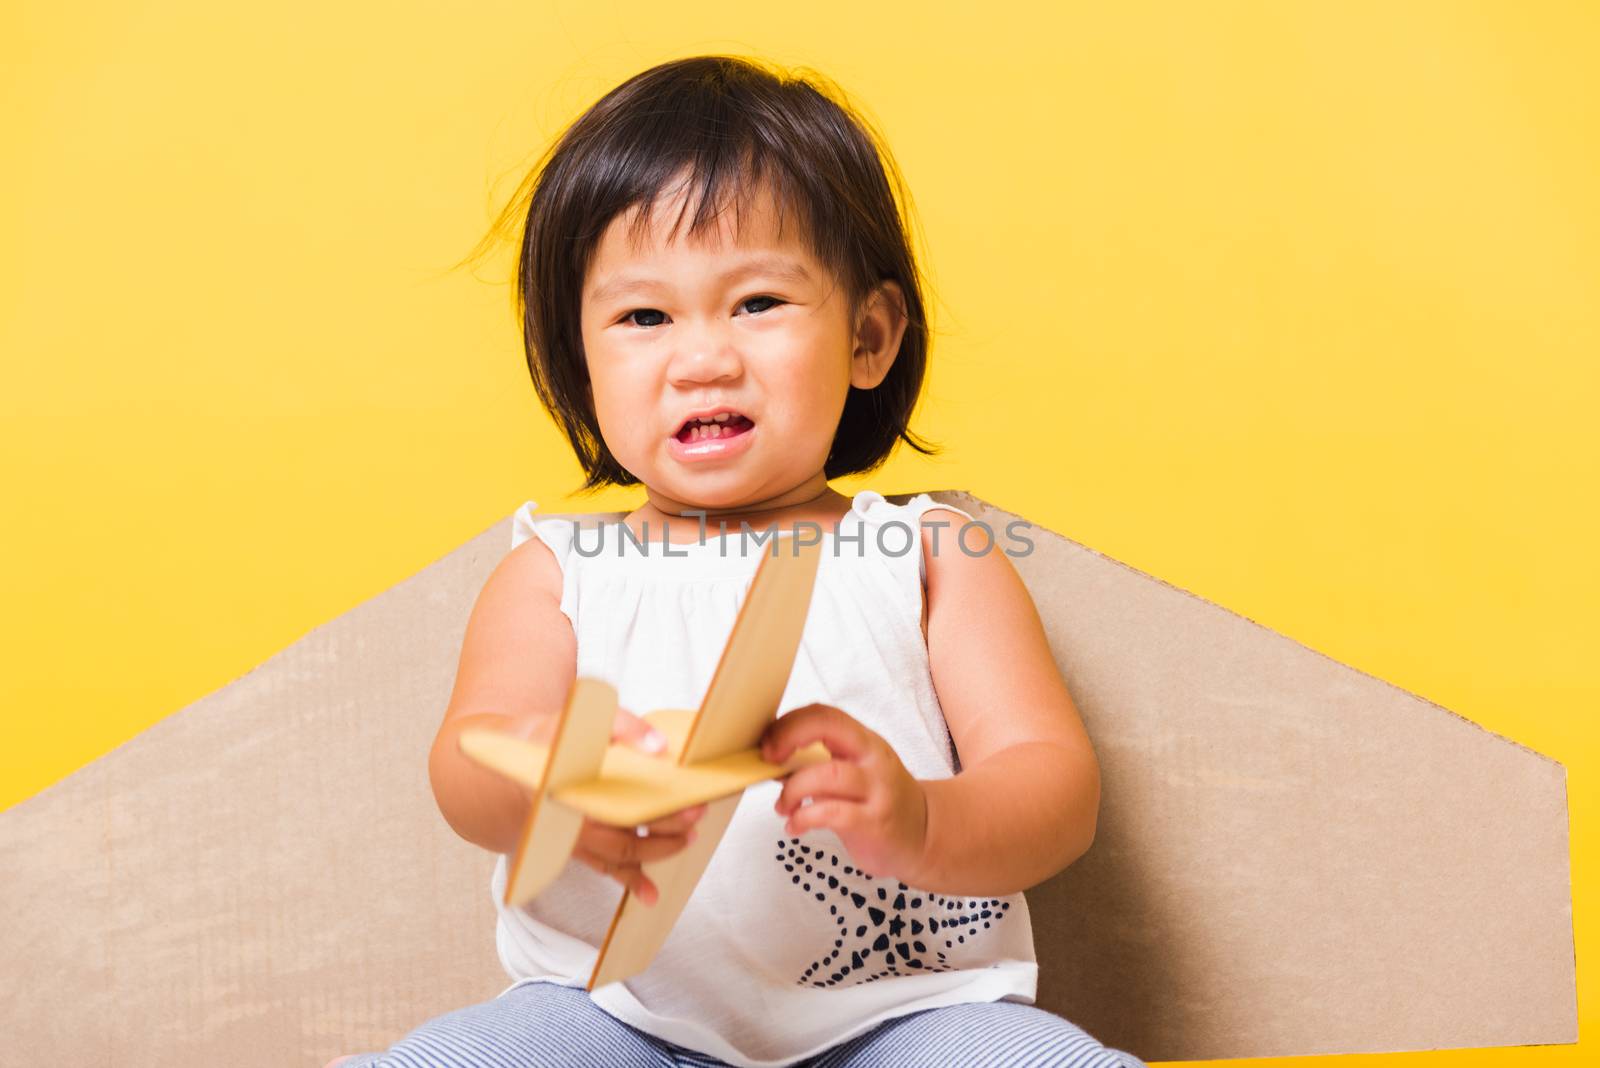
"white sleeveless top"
491,489,1037,1067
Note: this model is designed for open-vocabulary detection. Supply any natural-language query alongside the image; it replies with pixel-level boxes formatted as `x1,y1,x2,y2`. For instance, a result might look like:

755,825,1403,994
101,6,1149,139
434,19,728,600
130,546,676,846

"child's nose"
666,337,743,385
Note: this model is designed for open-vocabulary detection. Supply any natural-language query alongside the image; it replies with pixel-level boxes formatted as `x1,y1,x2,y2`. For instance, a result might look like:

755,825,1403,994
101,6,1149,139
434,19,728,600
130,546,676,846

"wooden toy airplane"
458,530,830,991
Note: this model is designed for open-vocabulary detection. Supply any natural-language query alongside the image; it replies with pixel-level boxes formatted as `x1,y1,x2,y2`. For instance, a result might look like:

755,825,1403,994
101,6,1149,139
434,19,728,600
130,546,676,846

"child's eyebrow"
587,255,813,304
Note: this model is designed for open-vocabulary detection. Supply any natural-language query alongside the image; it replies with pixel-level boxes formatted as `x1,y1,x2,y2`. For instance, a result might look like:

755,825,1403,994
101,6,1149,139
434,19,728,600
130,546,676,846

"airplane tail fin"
499,678,618,907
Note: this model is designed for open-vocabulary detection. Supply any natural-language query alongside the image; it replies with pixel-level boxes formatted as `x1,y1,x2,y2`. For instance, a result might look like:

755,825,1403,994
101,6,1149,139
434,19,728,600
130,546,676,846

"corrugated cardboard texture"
0,491,1575,1063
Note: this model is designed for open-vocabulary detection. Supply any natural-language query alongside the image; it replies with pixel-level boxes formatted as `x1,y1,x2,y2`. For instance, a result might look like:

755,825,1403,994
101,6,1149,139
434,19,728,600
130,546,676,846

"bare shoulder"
440,532,577,728
502,530,566,600
916,506,969,639
918,504,1092,768
918,505,1032,634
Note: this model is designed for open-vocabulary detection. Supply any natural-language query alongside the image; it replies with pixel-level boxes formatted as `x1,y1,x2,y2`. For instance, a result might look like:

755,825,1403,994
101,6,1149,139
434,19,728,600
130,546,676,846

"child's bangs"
614,145,846,300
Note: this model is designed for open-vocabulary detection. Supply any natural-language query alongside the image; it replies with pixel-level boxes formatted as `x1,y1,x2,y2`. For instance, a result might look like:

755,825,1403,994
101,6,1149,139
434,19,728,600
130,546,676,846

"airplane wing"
587,533,826,989
460,719,830,828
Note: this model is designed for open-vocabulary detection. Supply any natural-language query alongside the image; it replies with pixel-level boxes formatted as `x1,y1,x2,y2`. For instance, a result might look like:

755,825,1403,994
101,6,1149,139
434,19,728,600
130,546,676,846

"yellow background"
3,2,1594,1063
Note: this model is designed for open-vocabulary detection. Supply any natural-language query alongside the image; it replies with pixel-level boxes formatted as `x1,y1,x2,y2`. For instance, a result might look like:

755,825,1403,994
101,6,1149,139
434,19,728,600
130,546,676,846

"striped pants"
334,980,1148,1067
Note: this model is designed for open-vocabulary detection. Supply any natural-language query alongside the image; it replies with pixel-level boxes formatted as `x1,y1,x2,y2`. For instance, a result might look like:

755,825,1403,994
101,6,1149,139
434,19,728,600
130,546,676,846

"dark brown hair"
464,55,940,493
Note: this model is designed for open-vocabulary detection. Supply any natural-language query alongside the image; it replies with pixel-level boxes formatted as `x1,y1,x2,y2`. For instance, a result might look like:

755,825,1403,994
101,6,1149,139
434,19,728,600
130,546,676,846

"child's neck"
635,476,854,542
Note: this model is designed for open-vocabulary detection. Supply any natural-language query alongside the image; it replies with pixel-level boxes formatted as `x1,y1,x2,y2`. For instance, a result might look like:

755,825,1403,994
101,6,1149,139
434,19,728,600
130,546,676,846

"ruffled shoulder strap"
851,491,978,584
904,493,977,584
509,500,582,624
510,499,577,558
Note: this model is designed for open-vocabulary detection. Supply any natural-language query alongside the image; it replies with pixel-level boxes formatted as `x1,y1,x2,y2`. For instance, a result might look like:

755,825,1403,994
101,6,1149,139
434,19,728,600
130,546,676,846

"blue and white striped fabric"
331,980,1147,1068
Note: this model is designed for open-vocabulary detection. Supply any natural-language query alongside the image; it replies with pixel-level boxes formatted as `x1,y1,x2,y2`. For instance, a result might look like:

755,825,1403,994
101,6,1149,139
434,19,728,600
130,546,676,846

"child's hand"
573,801,705,907
515,706,706,906
760,704,929,884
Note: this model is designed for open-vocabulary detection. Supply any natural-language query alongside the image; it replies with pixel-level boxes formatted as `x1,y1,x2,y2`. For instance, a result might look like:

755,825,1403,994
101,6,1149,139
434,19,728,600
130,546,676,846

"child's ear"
849,279,908,390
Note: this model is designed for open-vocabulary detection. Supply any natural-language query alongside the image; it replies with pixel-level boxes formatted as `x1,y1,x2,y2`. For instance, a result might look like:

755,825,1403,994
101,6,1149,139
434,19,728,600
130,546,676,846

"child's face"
579,175,903,512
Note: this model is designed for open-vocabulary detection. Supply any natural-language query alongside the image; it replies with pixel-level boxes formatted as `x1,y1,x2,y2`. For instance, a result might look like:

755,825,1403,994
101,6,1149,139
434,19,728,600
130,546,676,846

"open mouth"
674,412,755,444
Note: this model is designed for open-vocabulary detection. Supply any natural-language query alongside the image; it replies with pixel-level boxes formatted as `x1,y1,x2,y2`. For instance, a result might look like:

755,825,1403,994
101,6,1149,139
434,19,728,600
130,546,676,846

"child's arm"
430,534,708,900
427,536,576,855
762,509,1101,898
911,508,1101,895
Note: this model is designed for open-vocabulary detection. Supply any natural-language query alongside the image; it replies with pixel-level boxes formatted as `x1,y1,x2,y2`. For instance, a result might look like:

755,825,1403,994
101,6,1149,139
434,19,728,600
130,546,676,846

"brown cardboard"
0,490,1576,1063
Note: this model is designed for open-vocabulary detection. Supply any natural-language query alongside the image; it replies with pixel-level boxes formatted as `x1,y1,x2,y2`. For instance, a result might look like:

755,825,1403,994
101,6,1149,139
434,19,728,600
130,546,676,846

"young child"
330,55,1146,1068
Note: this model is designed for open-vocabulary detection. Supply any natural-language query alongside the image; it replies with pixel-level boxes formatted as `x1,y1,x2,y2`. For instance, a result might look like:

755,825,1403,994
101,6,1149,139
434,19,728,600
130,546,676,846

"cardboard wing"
0,491,1576,1064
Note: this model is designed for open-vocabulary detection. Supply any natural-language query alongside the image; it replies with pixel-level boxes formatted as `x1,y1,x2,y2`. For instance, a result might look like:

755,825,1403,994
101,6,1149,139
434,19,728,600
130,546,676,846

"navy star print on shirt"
775,837,1012,988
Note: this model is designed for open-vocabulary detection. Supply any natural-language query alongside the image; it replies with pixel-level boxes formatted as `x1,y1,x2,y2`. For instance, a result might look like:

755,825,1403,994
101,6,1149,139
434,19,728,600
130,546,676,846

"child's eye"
617,296,785,330
620,308,667,329
739,295,785,315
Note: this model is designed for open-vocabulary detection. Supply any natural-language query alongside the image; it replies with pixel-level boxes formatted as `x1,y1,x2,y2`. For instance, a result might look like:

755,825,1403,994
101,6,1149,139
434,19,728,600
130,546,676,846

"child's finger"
785,798,860,838
773,760,868,817
761,703,869,764
581,822,697,865
573,853,658,904
611,707,670,756
614,863,659,908
632,872,659,905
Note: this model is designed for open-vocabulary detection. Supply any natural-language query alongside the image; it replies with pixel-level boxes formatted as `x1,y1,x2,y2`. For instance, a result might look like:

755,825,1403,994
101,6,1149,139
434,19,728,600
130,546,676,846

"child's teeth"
682,416,750,442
